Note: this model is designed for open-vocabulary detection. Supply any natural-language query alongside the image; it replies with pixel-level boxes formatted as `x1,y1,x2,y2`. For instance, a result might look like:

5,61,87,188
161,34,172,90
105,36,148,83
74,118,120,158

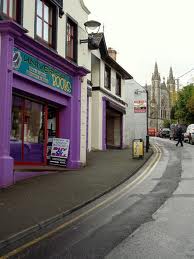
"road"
2,138,194,259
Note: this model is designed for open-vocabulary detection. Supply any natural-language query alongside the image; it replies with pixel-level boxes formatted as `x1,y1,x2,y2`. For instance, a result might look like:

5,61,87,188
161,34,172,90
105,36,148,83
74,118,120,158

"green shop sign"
13,48,72,94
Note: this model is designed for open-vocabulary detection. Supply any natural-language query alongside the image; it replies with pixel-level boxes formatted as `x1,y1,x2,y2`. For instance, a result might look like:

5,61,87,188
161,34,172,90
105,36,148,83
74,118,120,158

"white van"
184,124,194,144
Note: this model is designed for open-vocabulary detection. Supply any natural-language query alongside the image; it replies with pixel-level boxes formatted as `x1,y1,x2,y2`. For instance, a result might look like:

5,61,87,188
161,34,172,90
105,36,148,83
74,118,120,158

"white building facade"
124,80,147,147
86,34,133,151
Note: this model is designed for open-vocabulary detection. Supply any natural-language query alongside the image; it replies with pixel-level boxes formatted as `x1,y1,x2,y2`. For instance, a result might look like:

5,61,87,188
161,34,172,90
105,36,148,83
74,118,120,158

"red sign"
134,100,147,113
148,128,157,136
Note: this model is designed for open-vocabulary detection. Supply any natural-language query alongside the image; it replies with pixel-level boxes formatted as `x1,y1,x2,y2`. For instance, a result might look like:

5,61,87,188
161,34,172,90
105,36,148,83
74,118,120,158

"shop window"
10,96,45,163
105,65,111,90
10,95,23,161
116,74,121,96
35,0,57,49
66,17,77,63
0,0,23,24
10,96,59,164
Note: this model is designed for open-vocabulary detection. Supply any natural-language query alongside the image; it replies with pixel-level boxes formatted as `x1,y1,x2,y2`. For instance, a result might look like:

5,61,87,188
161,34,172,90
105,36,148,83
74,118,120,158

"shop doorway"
10,95,59,165
106,107,122,149
46,106,59,162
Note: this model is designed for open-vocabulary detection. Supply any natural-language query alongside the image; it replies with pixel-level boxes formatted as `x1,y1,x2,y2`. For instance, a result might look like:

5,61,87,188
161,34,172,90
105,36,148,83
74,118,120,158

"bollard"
146,135,149,152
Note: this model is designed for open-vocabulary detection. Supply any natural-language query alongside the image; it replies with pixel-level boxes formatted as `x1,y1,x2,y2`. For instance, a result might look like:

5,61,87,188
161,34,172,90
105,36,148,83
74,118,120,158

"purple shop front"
0,21,89,188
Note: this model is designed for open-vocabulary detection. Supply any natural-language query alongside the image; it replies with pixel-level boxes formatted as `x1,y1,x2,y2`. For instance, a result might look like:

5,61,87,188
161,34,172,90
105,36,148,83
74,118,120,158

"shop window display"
10,96,45,163
10,95,23,161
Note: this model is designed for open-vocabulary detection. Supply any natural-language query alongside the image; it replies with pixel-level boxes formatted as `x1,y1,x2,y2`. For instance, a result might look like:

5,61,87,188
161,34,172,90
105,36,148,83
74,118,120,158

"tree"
187,94,194,114
163,119,170,128
174,84,194,125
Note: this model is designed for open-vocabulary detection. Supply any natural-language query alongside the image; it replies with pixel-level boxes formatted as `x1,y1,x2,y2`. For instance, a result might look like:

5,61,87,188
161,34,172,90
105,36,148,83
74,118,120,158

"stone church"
147,62,176,130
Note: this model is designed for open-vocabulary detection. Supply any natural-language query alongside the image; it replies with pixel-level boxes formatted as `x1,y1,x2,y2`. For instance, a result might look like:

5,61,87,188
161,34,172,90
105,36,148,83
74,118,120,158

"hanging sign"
49,138,70,167
13,48,72,94
134,100,147,113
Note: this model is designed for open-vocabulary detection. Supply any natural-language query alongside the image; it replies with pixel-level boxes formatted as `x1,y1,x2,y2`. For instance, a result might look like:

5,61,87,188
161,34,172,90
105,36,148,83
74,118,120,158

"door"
10,95,45,164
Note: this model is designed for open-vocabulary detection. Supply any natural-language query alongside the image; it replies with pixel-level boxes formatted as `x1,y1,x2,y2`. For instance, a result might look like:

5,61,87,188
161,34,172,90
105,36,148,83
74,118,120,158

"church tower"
150,62,161,129
151,62,161,109
148,62,172,131
167,67,176,108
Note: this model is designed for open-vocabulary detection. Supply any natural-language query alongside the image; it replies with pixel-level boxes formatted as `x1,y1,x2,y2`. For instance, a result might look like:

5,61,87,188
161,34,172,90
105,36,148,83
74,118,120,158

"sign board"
13,48,72,95
132,139,144,158
49,138,70,167
134,100,147,113
148,128,157,136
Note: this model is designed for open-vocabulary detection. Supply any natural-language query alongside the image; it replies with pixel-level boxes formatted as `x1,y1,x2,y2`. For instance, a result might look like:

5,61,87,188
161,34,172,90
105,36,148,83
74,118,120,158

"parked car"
184,124,194,144
155,131,160,137
160,128,170,138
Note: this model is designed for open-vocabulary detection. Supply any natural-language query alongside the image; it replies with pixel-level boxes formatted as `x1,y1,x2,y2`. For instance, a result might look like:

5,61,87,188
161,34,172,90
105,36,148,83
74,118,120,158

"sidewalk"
0,147,153,246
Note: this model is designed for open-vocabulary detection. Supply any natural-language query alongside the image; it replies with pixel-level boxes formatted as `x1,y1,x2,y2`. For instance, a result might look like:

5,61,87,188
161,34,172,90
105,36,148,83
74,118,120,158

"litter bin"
132,139,144,159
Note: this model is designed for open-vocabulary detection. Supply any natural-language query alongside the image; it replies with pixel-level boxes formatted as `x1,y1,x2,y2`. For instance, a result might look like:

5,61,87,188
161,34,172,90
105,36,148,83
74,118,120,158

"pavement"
0,147,153,249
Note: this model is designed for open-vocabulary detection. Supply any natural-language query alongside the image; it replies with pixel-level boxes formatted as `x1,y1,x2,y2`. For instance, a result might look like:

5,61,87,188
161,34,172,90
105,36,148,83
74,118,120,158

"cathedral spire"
169,67,173,79
152,62,160,81
154,62,159,75
167,66,175,84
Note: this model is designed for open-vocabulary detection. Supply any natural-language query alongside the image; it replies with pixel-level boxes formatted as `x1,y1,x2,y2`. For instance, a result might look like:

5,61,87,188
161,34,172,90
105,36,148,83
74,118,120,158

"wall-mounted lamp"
80,20,101,49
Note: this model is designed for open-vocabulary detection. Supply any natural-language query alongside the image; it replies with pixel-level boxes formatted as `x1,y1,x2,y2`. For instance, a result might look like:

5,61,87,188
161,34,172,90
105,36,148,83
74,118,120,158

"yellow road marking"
0,144,161,259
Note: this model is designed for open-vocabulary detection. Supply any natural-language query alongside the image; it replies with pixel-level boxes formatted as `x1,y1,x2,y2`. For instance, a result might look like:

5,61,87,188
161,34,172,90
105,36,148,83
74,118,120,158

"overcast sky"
84,0,194,86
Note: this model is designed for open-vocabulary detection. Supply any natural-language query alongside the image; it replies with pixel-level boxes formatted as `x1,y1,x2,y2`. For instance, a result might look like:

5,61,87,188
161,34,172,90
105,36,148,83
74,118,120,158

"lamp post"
145,87,149,152
80,20,101,47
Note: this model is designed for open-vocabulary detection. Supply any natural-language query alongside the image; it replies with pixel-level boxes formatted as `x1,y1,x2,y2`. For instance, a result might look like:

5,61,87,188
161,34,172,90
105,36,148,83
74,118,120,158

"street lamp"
80,20,101,49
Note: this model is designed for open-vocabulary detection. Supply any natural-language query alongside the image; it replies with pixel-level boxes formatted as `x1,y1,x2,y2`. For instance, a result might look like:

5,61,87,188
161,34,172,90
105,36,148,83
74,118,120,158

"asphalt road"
3,138,194,259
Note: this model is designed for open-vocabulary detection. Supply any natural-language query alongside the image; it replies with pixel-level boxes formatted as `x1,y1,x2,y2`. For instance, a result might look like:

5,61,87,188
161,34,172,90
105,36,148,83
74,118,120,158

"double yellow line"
0,144,161,259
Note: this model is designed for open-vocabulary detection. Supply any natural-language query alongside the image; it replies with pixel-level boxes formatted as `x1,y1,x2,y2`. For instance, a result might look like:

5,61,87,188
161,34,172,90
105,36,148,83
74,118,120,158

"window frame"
35,0,57,49
0,0,23,24
66,15,78,63
115,73,121,97
104,65,111,90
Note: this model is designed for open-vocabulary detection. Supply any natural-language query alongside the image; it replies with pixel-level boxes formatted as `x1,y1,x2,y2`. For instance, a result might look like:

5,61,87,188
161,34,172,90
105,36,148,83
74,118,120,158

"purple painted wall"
0,21,89,188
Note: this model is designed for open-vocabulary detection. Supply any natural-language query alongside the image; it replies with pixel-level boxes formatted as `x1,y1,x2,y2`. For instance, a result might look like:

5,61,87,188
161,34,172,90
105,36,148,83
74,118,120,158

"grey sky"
84,0,194,86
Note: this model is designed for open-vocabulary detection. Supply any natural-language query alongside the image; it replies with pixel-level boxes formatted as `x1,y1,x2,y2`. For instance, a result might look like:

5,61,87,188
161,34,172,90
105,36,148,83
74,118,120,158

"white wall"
90,51,127,151
91,91,103,150
87,94,92,151
101,61,125,99
125,79,147,147
23,0,35,38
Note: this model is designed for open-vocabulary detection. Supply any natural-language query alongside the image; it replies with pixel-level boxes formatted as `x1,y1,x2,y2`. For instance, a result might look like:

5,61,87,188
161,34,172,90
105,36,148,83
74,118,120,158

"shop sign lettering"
13,48,72,95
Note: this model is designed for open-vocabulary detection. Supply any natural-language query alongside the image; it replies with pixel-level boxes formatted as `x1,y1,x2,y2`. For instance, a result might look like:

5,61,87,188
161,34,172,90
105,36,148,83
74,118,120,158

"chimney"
108,47,117,61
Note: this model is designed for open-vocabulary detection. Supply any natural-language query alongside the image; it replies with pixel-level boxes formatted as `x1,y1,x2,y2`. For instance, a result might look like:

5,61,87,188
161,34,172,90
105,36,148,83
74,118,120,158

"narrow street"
3,138,194,259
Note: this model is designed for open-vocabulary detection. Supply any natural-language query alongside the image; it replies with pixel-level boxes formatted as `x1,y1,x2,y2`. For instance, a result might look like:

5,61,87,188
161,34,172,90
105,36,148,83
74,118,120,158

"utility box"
132,139,144,159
